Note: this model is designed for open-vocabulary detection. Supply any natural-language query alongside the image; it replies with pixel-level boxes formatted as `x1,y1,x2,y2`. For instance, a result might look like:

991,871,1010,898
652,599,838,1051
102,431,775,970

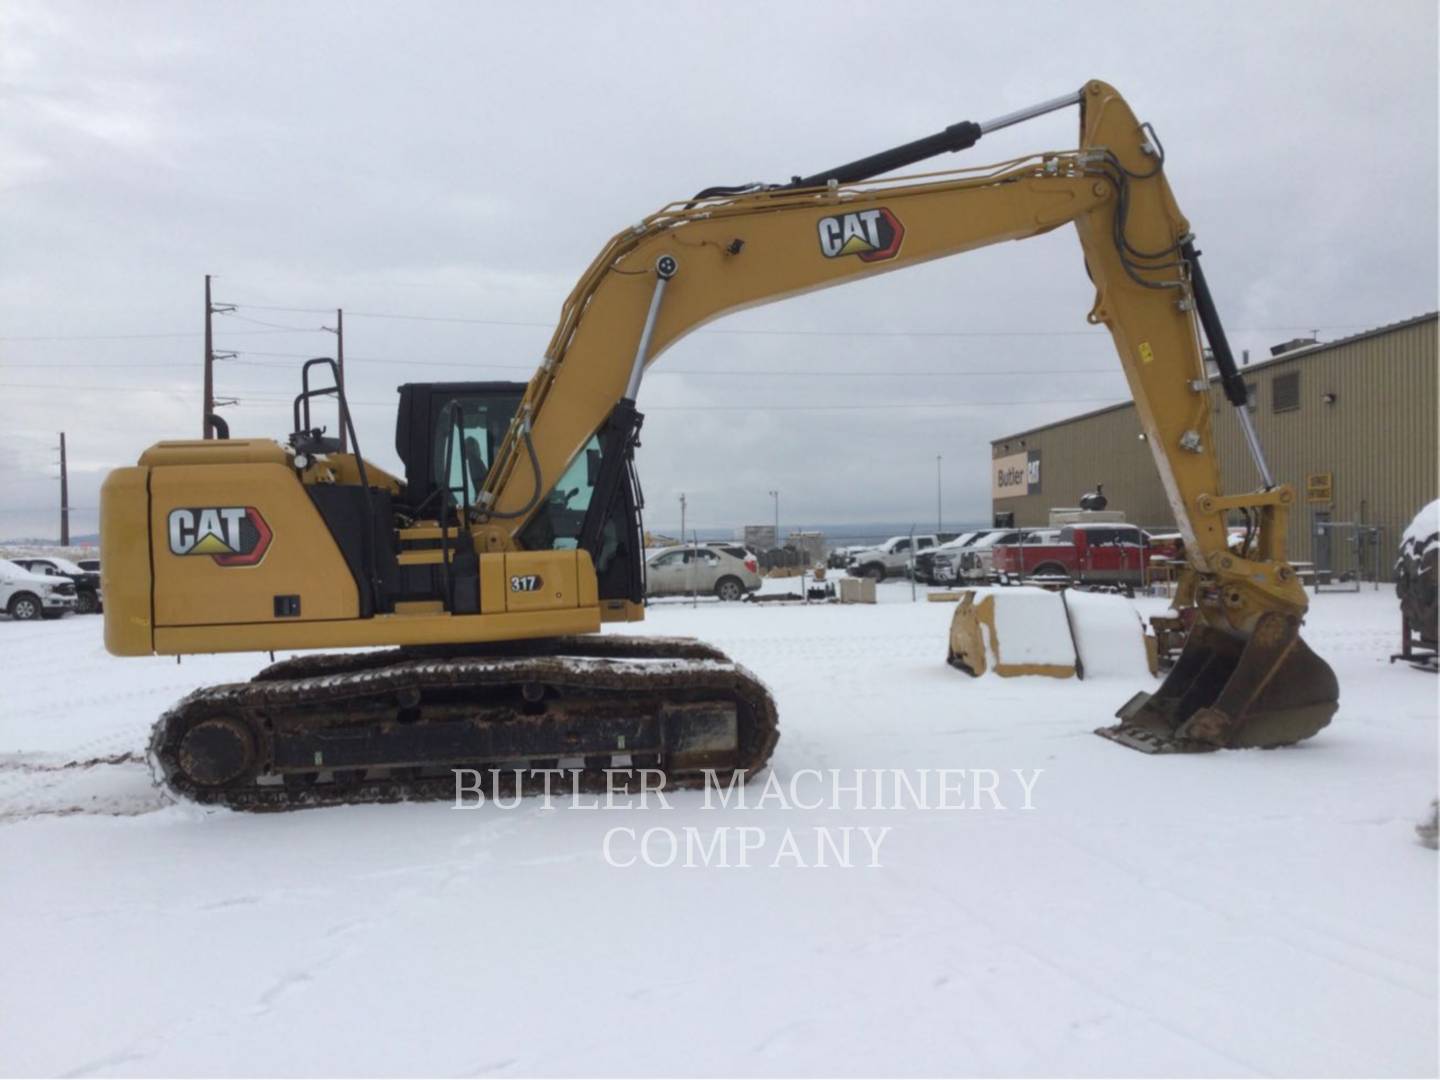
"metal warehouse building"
990,312,1438,580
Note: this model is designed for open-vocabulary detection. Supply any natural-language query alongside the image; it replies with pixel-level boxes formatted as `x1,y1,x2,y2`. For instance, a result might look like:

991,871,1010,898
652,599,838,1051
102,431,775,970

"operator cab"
280,364,645,615
392,379,647,607
394,381,525,517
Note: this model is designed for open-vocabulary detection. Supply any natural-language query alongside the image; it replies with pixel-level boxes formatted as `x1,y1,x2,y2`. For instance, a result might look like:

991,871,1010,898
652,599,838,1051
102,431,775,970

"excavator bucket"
1098,611,1339,753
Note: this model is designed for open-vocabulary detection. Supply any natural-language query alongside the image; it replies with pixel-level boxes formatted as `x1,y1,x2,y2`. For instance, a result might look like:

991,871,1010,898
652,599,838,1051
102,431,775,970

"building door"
1312,510,1332,583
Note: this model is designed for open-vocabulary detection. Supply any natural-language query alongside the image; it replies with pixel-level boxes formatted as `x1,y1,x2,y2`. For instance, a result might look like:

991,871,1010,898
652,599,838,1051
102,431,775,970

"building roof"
990,311,1438,446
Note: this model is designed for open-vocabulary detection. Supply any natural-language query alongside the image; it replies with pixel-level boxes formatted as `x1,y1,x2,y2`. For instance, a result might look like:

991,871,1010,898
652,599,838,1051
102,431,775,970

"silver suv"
646,545,763,601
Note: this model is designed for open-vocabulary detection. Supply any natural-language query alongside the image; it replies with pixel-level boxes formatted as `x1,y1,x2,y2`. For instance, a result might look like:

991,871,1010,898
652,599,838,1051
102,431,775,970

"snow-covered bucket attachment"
946,587,1154,680
1098,611,1339,753
1395,499,1438,659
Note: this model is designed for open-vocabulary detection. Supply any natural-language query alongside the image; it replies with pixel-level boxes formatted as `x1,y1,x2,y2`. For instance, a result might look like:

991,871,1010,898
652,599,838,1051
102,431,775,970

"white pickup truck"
844,535,939,582
0,557,78,620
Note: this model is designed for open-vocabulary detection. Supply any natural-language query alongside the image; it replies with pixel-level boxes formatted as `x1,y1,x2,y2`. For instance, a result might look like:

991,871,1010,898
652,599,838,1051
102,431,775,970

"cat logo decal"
817,208,904,262
167,506,273,566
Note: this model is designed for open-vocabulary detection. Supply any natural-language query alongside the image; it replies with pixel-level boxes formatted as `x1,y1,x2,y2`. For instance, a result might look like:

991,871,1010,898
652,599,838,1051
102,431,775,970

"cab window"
518,435,602,552
433,397,516,507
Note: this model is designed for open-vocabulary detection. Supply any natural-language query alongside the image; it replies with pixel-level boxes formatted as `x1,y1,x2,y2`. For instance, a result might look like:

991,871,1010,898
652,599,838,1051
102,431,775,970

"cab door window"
518,436,602,551
434,398,515,507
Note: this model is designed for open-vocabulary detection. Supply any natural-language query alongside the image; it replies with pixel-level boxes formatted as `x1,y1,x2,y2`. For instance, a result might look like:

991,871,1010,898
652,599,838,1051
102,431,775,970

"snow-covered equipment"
946,587,1154,681
1391,500,1438,670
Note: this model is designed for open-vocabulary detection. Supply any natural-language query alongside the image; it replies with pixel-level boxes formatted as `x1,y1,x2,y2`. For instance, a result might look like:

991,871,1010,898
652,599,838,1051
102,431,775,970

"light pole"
767,489,779,549
936,454,943,533
679,492,686,545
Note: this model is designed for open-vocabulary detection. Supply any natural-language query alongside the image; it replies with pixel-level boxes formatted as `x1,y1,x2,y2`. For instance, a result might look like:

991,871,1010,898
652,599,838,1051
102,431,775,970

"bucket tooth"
1096,611,1338,754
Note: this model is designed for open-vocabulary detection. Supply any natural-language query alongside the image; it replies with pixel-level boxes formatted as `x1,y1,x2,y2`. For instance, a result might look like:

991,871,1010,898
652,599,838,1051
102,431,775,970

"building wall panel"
991,315,1437,579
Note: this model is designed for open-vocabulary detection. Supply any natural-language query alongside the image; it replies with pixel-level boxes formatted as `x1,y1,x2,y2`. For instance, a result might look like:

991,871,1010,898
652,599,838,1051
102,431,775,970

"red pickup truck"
992,524,1150,587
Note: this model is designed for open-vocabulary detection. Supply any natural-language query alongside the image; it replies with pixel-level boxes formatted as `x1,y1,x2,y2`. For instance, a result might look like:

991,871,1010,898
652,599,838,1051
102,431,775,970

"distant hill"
0,533,100,547
649,521,991,547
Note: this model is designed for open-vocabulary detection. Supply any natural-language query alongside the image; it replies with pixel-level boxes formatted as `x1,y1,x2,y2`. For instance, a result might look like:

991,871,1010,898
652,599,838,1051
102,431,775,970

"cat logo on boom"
816,208,904,263
167,506,273,566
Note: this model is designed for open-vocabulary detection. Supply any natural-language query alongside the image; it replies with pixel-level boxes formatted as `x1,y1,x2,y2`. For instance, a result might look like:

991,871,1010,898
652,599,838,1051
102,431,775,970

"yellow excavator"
101,80,1338,810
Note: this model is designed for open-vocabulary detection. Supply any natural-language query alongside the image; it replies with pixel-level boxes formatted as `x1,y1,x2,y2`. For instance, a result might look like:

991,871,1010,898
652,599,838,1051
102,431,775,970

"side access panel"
149,463,359,628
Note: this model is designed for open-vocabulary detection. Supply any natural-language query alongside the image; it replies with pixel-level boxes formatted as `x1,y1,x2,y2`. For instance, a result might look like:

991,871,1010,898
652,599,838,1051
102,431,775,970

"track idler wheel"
176,715,258,787
1098,612,1339,753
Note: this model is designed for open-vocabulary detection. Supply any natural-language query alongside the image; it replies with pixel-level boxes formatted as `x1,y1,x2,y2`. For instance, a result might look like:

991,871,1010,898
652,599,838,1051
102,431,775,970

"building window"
1272,371,1300,413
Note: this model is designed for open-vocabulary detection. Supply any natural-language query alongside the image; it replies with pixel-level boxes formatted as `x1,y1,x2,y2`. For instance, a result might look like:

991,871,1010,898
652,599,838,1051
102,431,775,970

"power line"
0,328,320,342
227,304,1370,338
0,355,1124,377
204,302,336,315
0,362,221,369
0,383,198,394
218,311,329,333
0,316,1375,344
0,382,1129,411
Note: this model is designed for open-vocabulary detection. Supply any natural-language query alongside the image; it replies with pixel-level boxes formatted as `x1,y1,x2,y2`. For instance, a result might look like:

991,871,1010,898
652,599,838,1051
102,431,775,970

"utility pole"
58,432,69,546
203,275,213,438
202,274,235,438
679,493,686,546
323,307,349,452
768,489,780,550
936,454,943,533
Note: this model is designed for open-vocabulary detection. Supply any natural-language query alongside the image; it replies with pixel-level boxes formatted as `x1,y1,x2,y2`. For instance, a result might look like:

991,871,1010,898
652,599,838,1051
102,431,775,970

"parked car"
991,524,1149,587
827,545,868,570
0,557,78,620
704,541,761,563
845,535,940,582
76,558,101,573
950,529,1056,583
646,544,762,601
917,530,1003,584
11,555,103,614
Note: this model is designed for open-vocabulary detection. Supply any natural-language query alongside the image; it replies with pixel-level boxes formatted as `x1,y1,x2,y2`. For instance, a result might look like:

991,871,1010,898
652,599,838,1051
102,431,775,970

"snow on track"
1,586,1435,1077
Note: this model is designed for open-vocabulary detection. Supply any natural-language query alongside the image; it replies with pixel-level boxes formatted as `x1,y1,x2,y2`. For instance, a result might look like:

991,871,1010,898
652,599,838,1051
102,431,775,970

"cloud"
1,0,1435,540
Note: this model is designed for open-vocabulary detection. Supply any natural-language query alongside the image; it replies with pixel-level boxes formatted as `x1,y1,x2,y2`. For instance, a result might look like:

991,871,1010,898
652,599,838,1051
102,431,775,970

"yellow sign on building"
1305,472,1333,503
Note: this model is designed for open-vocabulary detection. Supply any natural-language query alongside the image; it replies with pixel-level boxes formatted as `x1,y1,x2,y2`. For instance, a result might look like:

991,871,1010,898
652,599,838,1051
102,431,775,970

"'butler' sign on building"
992,450,1041,500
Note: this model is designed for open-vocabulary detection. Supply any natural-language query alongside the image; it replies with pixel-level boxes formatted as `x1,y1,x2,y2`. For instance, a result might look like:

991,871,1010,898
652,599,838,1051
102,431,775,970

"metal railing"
1312,521,1389,592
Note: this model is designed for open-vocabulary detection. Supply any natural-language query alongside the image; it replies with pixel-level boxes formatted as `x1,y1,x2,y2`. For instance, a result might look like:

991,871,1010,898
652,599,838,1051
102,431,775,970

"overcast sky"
2,0,1436,541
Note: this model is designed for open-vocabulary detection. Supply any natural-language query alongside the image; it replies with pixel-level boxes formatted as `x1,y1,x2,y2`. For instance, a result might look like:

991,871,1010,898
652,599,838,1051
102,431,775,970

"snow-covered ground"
2,583,1435,1077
